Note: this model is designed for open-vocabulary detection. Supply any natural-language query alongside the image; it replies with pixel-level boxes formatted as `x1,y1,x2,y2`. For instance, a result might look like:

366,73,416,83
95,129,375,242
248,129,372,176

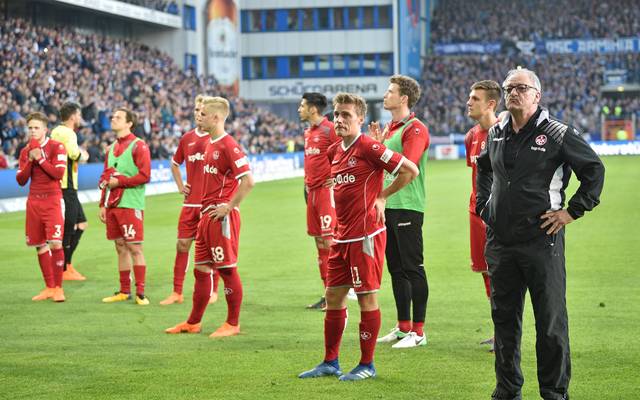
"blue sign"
545,37,640,54
433,42,502,55
398,0,423,79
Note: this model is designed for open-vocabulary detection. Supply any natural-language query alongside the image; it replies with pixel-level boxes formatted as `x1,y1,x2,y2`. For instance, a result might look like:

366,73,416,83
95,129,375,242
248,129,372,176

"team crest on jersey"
347,157,357,167
535,135,547,146
213,151,220,160
313,136,320,143
233,147,240,154
372,143,380,151
134,209,142,220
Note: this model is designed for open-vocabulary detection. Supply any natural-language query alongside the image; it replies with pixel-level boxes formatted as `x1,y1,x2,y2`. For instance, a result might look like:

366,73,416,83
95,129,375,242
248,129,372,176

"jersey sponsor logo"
305,147,321,156
204,164,218,175
57,154,66,161
188,152,205,162
493,137,504,142
235,156,248,168
535,134,547,146
333,173,356,185
470,155,479,164
380,149,393,163
347,157,357,167
530,146,547,152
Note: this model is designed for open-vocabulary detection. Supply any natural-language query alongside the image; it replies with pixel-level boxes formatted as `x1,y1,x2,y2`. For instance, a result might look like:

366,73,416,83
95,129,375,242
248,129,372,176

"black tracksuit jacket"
476,107,605,245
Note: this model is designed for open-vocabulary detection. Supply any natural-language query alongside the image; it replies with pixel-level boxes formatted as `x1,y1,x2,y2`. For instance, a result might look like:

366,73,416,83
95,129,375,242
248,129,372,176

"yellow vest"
50,125,80,189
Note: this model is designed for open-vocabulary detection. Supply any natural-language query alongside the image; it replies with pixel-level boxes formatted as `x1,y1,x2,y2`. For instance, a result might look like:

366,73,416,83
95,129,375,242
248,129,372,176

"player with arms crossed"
166,97,254,338
99,108,152,305
298,92,340,310
298,93,418,381
16,112,68,302
160,95,220,305
464,80,501,351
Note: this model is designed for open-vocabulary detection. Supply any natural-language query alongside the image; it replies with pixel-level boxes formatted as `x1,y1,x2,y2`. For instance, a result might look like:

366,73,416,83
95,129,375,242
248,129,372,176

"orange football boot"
32,288,55,301
165,321,202,334
209,322,240,338
159,292,184,305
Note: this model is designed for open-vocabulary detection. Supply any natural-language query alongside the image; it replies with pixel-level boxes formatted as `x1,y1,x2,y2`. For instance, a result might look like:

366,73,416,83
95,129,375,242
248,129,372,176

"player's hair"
332,92,367,117
503,67,542,93
389,74,422,109
115,107,137,129
195,94,206,104
201,96,230,118
471,80,502,110
302,92,328,114
26,112,48,126
59,102,81,122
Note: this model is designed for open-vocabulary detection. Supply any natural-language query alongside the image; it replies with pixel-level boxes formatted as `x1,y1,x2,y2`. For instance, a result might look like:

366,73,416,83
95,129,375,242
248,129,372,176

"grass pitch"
0,156,638,399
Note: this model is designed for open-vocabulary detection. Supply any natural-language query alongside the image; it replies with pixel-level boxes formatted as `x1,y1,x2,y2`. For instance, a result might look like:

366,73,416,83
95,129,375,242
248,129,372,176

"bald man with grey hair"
476,67,605,400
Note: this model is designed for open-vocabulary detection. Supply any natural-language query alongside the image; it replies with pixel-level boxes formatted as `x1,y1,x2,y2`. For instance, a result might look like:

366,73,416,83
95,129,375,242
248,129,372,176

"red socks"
119,270,131,294
324,308,347,362
398,320,412,333
482,272,491,299
413,322,425,337
219,268,243,326
133,265,146,296
51,248,65,287
317,248,330,287
37,250,54,288
187,269,213,324
173,251,189,294
359,309,381,365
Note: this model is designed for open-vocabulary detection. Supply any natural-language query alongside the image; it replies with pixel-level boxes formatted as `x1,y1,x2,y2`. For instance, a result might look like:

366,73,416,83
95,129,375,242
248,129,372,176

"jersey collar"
341,133,361,151
210,132,228,144
195,128,208,137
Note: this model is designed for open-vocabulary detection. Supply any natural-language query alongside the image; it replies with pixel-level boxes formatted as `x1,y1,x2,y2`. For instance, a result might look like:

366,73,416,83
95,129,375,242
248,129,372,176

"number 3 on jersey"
122,224,136,239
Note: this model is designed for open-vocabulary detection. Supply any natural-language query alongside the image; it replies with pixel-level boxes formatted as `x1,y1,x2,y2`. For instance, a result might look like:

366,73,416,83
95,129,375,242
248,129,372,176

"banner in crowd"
398,0,424,79
0,152,304,213
433,42,502,55
433,37,640,55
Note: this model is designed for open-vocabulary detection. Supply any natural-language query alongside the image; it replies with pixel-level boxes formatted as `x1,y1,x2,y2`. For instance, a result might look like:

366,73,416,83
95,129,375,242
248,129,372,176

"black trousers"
485,229,570,400
384,209,428,323
62,189,87,247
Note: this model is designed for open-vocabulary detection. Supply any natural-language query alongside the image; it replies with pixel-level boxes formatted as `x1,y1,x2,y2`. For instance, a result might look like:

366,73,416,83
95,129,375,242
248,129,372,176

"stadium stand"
119,1,179,15
0,17,303,169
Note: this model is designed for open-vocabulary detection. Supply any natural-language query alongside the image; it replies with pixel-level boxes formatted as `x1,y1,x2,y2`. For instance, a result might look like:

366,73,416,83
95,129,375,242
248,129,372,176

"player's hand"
368,121,384,142
181,183,191,196
28,148,42,161
209,204,231,221
540,209,573,235
323,178,334,188
98,207,106,224
107,177,120,189
374,197,386,224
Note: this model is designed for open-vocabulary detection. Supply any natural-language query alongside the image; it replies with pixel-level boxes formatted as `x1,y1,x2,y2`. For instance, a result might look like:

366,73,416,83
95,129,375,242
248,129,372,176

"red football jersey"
327,134,404,242
304,117,340,189
172,128,209,205
464,124,489,214
16,137,66,196
201,133,251,208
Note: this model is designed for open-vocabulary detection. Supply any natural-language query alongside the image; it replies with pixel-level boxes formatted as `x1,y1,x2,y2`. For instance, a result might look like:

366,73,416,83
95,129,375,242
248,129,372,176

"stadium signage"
433,42,502,55
545,37,640,54
267,81,378,98
589,141,640,156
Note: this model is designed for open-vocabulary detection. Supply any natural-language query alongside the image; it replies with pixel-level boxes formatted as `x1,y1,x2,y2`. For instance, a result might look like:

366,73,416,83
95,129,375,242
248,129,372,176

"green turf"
0,156,638,399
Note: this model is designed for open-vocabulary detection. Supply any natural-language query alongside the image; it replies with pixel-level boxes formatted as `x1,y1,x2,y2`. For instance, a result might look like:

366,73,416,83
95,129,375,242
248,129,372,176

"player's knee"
315,237,332,250
127,244,143,257
194,263,212,273
176,239,192,252
114,240,128,253
357,292,378,311
36,244,50,254
325,287,348,308
49,241,63,250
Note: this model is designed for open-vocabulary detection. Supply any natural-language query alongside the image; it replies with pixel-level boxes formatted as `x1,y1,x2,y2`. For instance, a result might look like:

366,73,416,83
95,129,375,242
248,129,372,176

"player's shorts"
177,205,202,239
194,206,240,269
326,231,386,294
106,208,144,243
62,189,87,242
306,186,336,237
25,194,65,246
469,212,488,272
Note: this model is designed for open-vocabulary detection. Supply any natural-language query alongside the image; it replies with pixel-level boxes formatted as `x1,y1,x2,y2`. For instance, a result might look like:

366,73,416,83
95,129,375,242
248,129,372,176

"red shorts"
25,195,65,246
177,206,201,239
469,212,488,272
194,208,240,268
106,208,145,242
306,186,336,237
327,231,386,294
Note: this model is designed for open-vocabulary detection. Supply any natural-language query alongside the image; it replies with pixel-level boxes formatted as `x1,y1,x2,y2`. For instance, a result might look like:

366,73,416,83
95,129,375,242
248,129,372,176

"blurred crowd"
431,0,640,43
417,52,640,136
0,18,303,169
119,0,179,15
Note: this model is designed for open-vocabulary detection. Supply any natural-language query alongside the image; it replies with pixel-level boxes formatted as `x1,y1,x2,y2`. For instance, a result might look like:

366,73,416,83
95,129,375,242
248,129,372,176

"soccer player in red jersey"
298,92,340,310
99,108,152,305
160,95,220,305
16,112,67,302
298,93,419,381
464,80,501,351
165,96,254,338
